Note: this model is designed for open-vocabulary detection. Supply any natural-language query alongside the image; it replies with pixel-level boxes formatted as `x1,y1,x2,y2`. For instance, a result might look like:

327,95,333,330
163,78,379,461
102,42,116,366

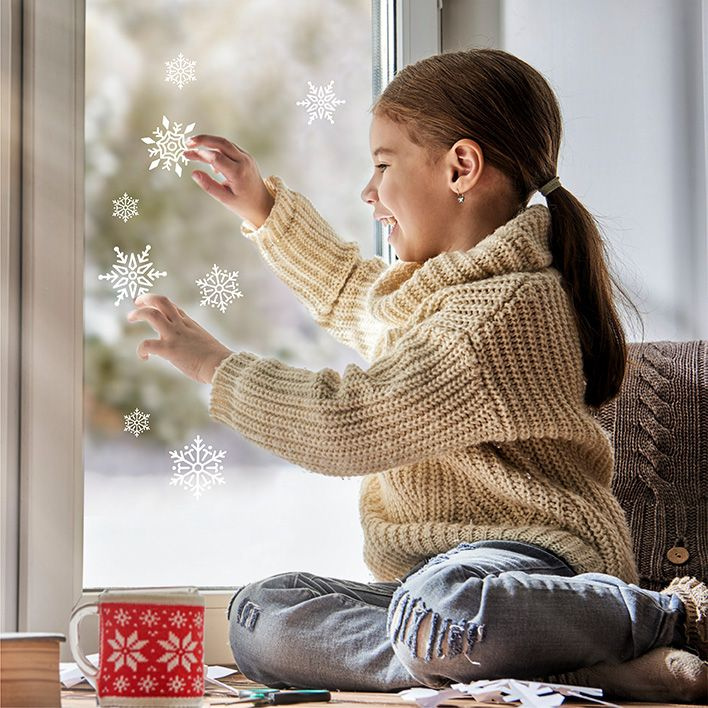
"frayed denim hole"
387,586,411,640
447,622,466,658
234,598,262,632
405,604,429,656
226,588,244,620
436,617,451,658
424,611,442,661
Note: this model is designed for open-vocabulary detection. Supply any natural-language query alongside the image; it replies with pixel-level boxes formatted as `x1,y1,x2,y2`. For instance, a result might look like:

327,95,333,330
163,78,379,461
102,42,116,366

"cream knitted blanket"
209,175,640,585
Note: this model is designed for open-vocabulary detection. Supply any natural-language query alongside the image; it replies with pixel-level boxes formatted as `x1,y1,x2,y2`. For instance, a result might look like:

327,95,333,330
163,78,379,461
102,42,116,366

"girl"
126,49,707,702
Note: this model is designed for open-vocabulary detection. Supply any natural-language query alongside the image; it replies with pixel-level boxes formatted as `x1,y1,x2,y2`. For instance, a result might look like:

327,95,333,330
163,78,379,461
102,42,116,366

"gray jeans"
225,540,687,691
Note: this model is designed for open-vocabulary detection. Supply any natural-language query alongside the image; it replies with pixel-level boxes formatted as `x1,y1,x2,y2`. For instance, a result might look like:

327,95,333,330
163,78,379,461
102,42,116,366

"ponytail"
544,186,644,408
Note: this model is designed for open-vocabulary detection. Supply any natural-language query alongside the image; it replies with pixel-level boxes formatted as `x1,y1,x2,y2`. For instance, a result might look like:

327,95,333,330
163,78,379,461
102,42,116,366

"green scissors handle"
236,689,331,705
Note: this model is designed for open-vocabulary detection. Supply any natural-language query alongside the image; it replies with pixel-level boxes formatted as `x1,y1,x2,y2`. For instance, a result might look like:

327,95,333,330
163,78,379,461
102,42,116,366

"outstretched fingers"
190,170,235,205
186,134,245,161
131,293,182,323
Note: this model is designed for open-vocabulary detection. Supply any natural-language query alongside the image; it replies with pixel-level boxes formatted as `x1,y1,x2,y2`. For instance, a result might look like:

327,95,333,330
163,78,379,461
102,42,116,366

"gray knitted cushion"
591,340,707,590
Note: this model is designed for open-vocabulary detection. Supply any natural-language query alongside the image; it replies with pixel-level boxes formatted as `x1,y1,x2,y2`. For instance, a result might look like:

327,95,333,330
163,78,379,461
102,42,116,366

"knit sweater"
209,174,640,585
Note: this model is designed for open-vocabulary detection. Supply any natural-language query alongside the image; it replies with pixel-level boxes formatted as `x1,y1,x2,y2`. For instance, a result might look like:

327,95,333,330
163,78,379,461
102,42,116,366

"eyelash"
375,164,388,172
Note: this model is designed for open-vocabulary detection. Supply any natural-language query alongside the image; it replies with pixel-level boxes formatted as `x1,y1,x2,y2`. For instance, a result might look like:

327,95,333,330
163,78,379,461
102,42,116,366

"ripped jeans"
225,540,688,691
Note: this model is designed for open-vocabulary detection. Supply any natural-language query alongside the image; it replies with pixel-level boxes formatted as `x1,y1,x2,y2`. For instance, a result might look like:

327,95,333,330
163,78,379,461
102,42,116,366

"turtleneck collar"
366,204,553,327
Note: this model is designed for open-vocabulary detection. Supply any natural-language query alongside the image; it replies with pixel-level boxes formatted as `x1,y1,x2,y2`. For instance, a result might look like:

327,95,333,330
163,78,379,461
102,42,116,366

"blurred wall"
442,0,708,342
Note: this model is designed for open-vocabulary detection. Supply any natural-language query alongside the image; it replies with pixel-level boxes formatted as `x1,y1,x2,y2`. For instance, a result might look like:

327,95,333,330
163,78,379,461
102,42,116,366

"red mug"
69,587,205,706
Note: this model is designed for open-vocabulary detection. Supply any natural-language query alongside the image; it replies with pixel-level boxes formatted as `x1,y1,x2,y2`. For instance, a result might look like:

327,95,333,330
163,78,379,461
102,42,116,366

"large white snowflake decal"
98,245,167,306
124,408,150,437
164,52,197,90
295,80,346,125
168,435,226,499
106,629,149,672
112,192,139,223
195,264,243,314
141,115,196,177
156,631,199,672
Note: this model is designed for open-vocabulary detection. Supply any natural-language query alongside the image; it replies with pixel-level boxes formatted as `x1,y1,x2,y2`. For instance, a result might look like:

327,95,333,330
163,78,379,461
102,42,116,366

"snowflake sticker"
168,435,226,499
195,264,243,314
141,115,196,177
112,192,139,223
124,408,150,438
98,245,167,306
295,80,346,125
164,52,197,90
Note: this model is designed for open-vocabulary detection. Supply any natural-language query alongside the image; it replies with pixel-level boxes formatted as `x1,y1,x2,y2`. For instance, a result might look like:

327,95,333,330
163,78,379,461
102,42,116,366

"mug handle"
68,603,100,679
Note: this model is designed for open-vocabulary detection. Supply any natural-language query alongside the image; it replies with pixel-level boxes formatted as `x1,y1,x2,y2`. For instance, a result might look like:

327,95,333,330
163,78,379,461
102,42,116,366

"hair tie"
539,176,561,196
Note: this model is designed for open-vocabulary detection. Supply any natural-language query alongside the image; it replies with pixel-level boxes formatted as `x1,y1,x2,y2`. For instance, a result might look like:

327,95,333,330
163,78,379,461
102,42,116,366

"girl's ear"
449,139,484,193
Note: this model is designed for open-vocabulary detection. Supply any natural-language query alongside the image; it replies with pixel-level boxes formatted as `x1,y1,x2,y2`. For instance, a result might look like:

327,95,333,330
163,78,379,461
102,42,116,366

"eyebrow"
372,147,396,157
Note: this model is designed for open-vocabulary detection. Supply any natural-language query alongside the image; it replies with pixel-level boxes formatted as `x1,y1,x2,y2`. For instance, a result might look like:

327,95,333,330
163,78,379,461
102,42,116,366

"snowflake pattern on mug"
97,603,204,701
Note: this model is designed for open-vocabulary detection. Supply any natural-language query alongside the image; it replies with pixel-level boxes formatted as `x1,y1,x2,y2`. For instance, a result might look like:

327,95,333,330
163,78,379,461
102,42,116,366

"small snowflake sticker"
98,245,167,306
112,192,139,223
141,115,196,177
168,435,227,499
195,264,243,314
295,80,346,125
164,52,197,90
124,408,150,437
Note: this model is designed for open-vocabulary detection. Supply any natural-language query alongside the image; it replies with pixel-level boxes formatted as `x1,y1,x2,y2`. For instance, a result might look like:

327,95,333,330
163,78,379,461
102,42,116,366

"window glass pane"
84,0,375,588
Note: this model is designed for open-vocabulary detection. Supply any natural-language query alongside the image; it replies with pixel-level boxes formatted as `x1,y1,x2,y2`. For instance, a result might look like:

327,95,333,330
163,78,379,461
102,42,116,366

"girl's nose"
361,180,376,204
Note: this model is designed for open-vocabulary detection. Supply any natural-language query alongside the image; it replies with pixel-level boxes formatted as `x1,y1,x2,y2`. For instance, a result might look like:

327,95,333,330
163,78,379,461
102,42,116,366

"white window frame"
3,0,440,663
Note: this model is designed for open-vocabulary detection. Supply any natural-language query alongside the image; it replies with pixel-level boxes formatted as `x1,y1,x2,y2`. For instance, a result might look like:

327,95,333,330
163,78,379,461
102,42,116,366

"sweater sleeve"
239,175,387,363
208,326,499,477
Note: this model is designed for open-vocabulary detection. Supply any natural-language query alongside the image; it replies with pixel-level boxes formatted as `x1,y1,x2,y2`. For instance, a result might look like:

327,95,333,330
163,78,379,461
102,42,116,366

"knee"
228,572,310,688
385,572,488,687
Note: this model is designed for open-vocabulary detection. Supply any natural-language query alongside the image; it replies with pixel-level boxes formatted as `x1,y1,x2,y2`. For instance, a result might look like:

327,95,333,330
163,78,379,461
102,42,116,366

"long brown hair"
371,48,644,409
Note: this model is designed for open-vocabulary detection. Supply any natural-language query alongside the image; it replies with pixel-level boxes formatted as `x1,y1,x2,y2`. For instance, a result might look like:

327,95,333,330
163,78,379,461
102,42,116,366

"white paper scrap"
400,678,622,708
59,653,99,689
60,659,237,692
399,687,468,708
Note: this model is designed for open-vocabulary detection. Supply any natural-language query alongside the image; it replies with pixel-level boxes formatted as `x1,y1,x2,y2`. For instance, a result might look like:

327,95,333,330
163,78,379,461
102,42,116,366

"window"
6,0,440,662
83,0,376,591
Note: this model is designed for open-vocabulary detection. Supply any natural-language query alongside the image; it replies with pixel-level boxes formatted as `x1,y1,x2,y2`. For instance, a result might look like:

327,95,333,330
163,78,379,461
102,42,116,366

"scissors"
233,688,331,705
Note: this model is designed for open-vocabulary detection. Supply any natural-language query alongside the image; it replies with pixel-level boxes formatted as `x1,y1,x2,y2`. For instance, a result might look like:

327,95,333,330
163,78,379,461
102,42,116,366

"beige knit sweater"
209,174,640,585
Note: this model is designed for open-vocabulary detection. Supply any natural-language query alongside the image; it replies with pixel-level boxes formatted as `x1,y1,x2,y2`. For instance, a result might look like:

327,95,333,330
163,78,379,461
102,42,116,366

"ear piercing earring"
456,187,465,203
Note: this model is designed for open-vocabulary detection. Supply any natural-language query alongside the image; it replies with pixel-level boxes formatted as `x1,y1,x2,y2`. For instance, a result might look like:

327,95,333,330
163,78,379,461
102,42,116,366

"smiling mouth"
381,220,399,238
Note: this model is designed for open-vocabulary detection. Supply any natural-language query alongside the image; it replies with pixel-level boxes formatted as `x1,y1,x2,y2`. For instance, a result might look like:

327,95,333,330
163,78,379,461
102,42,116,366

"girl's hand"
126,293,233,384
183,134,275,228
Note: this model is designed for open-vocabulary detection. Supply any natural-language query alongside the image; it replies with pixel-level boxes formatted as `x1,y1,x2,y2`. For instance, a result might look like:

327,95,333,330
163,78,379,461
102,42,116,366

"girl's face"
361,113,515,263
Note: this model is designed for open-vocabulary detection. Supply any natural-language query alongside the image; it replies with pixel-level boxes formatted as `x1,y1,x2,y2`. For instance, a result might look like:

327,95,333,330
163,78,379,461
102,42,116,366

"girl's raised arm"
186,136,387,362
